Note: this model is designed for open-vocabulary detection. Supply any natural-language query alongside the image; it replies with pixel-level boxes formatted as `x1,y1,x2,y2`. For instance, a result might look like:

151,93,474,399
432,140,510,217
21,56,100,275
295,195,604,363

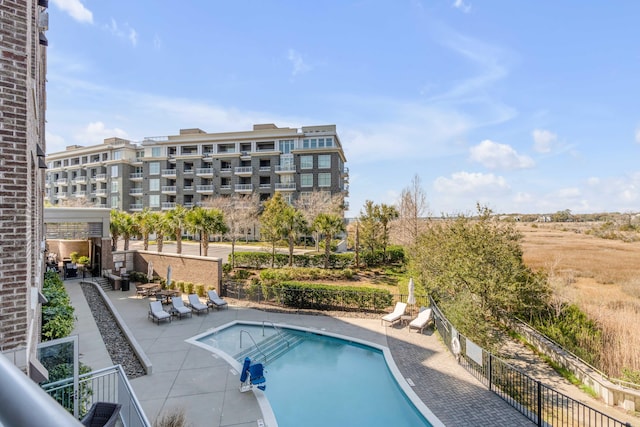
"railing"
161,186,177,193
239,330,268,362
161,169,177,176
274,165,296,173
275,183,296,190
196,185,214,192
129,188,143,195
262,320,290,348
429,297,631,427
161,202,176,210
235,184,253,191
130,172,144,179
196,168,214,176
234,166,253,174
42,365,151,427
95,174,107,181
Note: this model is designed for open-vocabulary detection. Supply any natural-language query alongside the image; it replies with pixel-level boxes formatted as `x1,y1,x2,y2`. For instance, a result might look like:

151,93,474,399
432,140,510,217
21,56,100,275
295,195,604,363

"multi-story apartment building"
45,124,349,212
0,0,49,379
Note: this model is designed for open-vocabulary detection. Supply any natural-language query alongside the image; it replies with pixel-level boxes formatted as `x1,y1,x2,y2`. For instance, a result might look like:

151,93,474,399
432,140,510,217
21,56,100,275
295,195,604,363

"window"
318,155,331,169
279,139,295,154
300,155,313,169
325,137,334,147
149,162,160,175
151,147,162,157
110,196,118,208
149,195,160,208
113,151,122,160
318,173,331,187
300,174,313,188
111,181,119,193
111,165,118,178
149,179,160,191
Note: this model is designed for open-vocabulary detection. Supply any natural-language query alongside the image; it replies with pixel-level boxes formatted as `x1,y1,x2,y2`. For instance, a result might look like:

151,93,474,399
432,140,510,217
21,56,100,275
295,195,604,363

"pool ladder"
237,323,300,364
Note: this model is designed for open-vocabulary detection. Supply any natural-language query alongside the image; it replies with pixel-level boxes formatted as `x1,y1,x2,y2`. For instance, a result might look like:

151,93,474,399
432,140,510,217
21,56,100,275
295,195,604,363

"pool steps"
235,331,304,365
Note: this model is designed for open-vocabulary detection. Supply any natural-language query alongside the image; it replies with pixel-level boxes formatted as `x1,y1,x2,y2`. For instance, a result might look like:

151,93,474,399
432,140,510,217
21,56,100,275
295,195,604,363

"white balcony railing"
130,172,144,180
95,174,107,181
196,185,214,193
234,166,253,175
129,188,144,196
161,169,177,177
161,186,177,193
130,203,144,211
196,168,214,176
234,184,253,192
275,165,296,173
162,202,176,210
275,183,296,191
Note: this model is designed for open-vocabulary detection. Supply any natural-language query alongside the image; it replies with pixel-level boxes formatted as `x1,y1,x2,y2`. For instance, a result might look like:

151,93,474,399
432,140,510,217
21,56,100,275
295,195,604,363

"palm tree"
134,208,155,251
282,207,308,266
109,210,127,251
185,206,227,256
120,211,136,251
165,204,188,254
313,213,345,268
150,211,169,253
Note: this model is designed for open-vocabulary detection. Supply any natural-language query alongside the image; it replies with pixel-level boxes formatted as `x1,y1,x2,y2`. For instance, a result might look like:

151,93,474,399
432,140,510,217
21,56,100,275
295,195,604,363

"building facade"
45,124,349,212
0,0,49,378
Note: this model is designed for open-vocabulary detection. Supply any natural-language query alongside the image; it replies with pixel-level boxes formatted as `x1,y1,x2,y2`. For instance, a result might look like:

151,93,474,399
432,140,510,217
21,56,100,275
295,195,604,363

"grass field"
518,223,640,378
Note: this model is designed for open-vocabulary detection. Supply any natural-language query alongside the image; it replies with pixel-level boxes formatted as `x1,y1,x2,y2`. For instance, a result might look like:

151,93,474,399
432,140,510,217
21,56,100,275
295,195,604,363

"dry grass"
519,223,640,377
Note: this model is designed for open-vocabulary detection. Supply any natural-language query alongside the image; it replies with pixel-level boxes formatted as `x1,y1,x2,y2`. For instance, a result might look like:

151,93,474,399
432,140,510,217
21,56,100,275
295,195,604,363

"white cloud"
73,121,129,145
469,139,534,170
45,131,66,148
434,171,509,195
105,19,138,46
287,49,311,77
153,35,162,50
51,0,93,24
453,0,471,13
532,129,557,153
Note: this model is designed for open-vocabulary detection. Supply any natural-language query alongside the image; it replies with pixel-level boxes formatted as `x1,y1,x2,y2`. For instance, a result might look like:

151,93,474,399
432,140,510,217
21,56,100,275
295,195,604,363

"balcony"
161,186,177,194
196,168,214,177
74,191,87,198
95,174,107,182
196,185,214,193
183,185,194,192
94,189,107,197
183,202,195,208
45,182,51,188
259,166,271,172
219,184,232,191
234,184,253,193
95,203,107,208
275,183,296,191
275,165,296,174
240,151,251,160
130,172,144,181
162,202,176,210
219,167,232,175
129,188,144,196
56,178,68,185
234,166,253,176
56,193,68,199
130,203,143,211
72,176,86,184
161,169,177,177
183,168,195,175
259,183,271,190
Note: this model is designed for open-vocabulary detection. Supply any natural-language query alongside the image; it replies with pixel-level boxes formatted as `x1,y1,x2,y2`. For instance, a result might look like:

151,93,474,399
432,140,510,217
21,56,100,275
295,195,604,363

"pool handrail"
262,320,290,348
239,329,269,363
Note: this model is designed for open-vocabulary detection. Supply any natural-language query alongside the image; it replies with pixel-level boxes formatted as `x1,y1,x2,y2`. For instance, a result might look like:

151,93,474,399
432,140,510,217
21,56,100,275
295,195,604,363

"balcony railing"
56,179,68,185
259,166,271,172
74,191,86,198
234,166,253,175
196,185,214,193
219,184,232,191
196,168,214,177
72,176,86,184
219,168,232,174
161,186,177,194
129,172,144,180
275,183,296,191
259,183,271,189
130,204,143,211
183,186,194,192
129,188,144,196
162,202,176,210
234,184,253,192
95,174,107,181
94,189,107,196
161,169,177,177
275,165,296,173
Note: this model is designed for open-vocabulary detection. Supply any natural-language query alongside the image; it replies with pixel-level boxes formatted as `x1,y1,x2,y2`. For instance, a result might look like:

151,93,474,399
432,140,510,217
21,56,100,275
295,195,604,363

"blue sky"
46,0,640,217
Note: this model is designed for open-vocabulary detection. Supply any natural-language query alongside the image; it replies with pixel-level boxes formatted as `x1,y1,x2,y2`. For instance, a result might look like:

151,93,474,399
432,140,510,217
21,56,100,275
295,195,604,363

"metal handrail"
262,321,290,348
239,330,268,363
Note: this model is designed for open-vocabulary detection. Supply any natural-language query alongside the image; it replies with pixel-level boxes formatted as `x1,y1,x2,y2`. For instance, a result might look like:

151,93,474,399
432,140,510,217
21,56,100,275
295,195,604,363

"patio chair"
148,301,171,325
171,297,193,319
408,307,433,333
188,294,209,315
381,302,407,327
81,401,122,427
239,357,266,392
206,290,228,310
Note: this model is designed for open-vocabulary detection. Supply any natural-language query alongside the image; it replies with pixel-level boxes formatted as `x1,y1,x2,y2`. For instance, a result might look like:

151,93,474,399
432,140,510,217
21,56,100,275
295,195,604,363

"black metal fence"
429,297,631,427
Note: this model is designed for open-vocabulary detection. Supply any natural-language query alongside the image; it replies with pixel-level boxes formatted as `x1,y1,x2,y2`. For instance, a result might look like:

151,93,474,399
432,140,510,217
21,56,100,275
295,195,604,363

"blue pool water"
192,323,435,427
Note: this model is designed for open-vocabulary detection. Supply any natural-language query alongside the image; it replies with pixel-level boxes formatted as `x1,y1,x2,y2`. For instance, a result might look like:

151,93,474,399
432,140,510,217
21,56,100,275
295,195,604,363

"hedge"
260,267,354,283
41,271,75,341
260,281,392,311
232,251,355,269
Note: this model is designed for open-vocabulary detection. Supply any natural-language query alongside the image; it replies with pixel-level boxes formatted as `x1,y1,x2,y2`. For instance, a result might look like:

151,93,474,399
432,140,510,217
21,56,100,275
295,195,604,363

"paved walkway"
67,277,539,426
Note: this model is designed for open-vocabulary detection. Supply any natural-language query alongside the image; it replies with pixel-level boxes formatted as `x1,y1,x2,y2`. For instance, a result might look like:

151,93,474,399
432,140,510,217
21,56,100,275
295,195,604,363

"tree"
205,194,260,268
397,174,429,247
281,208,308,266
120,211,137,251
295,190,344,250
165,205,189,254
150,211,170,253
378,203,399,261
109,210,128,251
260,193,289,267
134,208,155,251
409,205,549,345
185,206,227,257
313,213,345,268
358,200,399,262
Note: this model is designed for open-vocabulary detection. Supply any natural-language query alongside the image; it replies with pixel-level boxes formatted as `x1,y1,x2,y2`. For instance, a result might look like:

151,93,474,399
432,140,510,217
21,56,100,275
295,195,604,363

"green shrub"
185,282,194,294
234,269,251,280
233,251,355,269
41,271,75,341
195,283,205,297
128,271,149,283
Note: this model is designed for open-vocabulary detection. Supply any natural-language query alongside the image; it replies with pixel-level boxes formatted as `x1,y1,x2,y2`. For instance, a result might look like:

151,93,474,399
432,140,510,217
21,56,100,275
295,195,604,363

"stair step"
235,331,305,365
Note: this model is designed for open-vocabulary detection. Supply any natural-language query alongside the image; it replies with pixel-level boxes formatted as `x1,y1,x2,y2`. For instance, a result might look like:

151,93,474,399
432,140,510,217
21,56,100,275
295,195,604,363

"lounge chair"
81,401,122,427
206,290,228,310
381,302,407,326
148,301,171,325
188,294,209,315
171,297,192,319
409,307,433,333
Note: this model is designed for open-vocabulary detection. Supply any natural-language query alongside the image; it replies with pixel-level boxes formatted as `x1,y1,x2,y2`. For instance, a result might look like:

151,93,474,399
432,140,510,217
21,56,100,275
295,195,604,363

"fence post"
537,380,542,427
488,353,493,391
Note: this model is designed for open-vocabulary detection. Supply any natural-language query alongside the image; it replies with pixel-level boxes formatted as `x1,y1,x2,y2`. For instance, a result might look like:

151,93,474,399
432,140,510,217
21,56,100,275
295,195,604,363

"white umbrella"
166,265,172,288
407,278,416,314
147,261,154,282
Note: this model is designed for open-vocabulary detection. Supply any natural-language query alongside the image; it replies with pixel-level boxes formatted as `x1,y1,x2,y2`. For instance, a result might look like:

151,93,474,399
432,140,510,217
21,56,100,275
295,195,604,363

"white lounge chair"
148,301,171,324
409,307,433,333
188,294,209,315
171,297,192,319
207,290,228,310
381,302,407,326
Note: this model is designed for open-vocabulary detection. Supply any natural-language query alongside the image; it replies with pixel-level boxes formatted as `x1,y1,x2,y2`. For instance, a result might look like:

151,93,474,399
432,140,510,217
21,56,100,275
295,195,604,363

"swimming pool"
188,321,443,427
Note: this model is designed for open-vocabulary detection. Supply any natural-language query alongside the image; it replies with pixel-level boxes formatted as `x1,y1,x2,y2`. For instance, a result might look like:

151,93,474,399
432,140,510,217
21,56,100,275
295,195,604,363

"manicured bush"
176,281,186,293
260,267,356,283
41,271,75,341
232,251,355,269
185,282,194,294
195,283,205,297
234,269,251,280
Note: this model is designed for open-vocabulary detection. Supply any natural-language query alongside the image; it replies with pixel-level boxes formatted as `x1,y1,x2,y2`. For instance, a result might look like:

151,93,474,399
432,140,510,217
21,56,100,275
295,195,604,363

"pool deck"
67,279,534,426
